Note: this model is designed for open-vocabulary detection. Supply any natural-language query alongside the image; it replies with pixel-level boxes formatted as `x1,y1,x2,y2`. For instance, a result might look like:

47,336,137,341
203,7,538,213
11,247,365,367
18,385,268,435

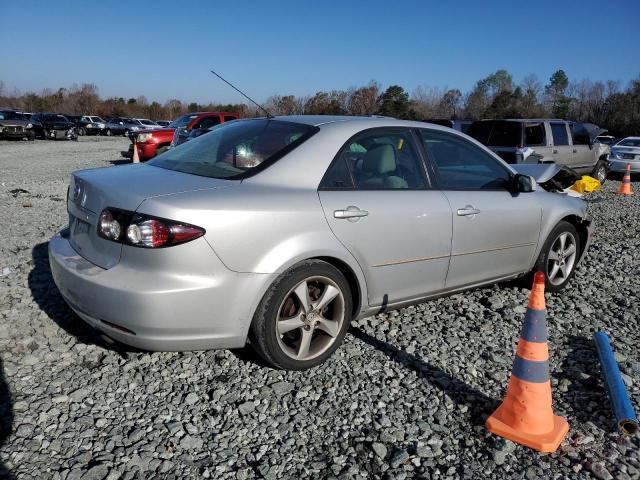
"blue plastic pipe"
593,332,639,436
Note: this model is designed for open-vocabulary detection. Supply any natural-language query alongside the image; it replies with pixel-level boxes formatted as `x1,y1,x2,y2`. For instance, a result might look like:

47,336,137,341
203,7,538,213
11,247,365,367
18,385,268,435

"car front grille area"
2,126,25,134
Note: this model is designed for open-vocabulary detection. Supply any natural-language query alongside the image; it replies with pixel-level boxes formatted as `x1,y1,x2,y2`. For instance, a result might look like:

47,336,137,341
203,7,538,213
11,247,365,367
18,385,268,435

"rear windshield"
149,119,318,179
617,138,640,147
468,121,521,147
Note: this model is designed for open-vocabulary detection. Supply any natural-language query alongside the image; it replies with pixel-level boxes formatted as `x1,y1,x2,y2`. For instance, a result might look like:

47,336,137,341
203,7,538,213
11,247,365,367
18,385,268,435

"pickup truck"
123,111,239,161
468,119,610,183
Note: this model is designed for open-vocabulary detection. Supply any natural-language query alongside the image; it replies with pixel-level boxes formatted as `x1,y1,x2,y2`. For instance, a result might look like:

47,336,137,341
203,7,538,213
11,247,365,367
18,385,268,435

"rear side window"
420,130,511,191
149,119,317,179
550,123,569,146
468,121,521,147
320,129,427,190
525,123,545,146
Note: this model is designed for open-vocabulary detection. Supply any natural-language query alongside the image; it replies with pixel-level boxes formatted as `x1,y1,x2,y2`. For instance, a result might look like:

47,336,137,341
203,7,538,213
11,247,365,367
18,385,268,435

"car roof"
271,115,459,132
471,118,567,123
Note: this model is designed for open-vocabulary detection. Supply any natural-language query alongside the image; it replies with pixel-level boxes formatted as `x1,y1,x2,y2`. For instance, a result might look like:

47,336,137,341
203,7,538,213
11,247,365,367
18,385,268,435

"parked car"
31,113,77,140
424,119,473,134
595,135,617,146
77,116,107,136
609,137,640,175
0,109,35,140
468,119,610,183
156,120,171,127
103,118,129,136
123,111,239,160
134,118,162,130
50,115,593,369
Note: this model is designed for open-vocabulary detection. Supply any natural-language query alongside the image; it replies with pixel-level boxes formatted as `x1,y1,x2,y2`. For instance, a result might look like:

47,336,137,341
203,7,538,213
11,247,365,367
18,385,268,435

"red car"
123,111,239,161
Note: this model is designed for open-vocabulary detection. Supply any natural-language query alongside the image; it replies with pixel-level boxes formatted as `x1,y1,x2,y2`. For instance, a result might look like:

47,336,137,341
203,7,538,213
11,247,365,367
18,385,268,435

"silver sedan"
49,116,593,369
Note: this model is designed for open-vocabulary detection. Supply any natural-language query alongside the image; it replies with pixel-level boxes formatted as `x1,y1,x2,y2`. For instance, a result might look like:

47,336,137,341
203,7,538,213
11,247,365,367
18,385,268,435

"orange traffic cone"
616,163,634,195
485,272,569,452
132,141,140,163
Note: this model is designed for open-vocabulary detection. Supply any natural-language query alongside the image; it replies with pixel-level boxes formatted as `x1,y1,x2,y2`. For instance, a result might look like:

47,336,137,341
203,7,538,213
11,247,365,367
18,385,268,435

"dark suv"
31,113,77,140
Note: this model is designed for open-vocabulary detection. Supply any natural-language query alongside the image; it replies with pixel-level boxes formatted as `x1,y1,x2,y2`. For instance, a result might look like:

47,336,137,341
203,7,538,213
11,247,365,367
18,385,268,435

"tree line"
1,69,639,136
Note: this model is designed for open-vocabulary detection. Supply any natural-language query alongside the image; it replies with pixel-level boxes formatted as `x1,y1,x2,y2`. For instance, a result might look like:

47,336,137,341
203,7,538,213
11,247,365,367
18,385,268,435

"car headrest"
362,144,396,175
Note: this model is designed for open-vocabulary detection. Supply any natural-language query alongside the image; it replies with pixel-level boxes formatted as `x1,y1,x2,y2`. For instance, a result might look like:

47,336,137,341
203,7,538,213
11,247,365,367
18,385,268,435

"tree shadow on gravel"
28,242,134,358
0,358,14,479
557,335,613,432
349,326,499,426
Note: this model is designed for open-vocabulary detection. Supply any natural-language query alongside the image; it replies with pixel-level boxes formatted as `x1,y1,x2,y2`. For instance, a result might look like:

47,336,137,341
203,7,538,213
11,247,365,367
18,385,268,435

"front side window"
149,119,317,179
550,123,569,146
570,123,591,146
525,123,545,146
420,130,511,190
320,129,427,190
195,116,221,130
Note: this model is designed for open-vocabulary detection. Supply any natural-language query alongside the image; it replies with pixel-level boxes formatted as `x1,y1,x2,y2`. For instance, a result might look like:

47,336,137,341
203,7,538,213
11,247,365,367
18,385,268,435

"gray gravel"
0,137,639,479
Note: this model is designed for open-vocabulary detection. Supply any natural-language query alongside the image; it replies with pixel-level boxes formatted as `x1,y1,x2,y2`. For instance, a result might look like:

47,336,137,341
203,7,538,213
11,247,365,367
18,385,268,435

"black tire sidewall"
593,160,607,185
250,260,353,370
534,221,580,292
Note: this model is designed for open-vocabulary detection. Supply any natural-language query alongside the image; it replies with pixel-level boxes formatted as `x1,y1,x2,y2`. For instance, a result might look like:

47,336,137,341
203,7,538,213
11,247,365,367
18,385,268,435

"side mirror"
513,174,536,193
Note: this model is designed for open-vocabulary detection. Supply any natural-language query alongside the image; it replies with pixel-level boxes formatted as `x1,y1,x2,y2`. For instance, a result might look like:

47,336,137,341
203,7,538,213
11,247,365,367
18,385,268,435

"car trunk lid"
68,164,233,269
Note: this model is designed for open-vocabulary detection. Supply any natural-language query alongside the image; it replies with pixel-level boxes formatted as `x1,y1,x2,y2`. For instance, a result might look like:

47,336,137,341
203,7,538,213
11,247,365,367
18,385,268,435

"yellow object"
398,138,404,150
570,175,601,193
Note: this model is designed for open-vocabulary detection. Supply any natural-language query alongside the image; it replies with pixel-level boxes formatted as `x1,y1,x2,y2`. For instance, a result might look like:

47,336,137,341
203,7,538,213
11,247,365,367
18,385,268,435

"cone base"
616,192,634,196
486,411,569,453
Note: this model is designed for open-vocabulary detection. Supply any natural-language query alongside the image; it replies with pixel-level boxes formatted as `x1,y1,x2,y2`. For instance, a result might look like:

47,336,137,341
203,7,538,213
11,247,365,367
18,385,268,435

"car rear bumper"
609,159,640,173
48,229,275,351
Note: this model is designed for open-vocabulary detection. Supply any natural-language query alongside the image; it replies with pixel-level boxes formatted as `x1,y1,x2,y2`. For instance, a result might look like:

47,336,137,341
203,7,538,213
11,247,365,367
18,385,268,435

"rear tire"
106,129,112,136
529,221,580,292
249,260,353,370
43,129,50,140
592,160,608,185
77,127,85,136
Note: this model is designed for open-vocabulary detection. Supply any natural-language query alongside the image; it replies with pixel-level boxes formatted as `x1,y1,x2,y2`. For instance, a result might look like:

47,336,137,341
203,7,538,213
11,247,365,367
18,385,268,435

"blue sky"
1,0,638,104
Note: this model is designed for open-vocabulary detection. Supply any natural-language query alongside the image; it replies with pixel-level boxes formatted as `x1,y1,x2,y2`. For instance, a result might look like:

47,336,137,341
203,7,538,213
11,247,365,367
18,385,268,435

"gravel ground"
0,137,638,480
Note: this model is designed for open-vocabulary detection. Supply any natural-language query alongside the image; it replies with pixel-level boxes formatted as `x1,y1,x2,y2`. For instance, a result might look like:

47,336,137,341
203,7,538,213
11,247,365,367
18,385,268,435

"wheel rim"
276,276,345,361
547,232,577,286
596,165,606,182
106,129,112,136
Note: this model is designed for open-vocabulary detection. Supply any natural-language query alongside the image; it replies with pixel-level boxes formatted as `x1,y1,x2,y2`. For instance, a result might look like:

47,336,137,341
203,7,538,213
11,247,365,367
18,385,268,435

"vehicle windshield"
140,120,157,125
45,114,68,121
617,138,640,147
149,119,318,179
90,116,104,122
0,111,23,120
168,114,199,129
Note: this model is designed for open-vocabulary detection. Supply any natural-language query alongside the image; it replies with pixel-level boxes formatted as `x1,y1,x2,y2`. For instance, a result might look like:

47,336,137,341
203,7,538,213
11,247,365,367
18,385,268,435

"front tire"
249,260,353,370
106,129,112,136
592,160,608,185
77,127,85,136
531,221,580,292
155,145,169,156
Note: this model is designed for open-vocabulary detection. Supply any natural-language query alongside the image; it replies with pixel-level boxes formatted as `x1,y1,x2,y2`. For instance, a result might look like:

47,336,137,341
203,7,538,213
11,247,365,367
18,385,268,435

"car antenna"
210,69,273,119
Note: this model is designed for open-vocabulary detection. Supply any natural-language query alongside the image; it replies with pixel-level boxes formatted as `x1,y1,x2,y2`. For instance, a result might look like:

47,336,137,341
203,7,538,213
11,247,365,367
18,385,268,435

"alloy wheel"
276,276,345,361
595,164,606,183
547,232,577,286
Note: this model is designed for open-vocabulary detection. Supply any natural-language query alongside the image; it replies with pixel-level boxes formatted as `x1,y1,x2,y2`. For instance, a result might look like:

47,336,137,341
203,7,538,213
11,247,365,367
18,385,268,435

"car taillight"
97,208,204,248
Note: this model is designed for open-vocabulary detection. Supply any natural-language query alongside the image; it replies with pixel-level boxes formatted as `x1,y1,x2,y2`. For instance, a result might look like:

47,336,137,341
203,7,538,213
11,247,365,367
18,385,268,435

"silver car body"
609,137,640,173
49,116,593,351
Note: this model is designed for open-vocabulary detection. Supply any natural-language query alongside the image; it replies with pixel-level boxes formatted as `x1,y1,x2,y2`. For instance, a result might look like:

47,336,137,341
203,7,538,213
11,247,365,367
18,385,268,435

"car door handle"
553,149,558,154
457,205,481,217
334,207,369,219
573,149,577,153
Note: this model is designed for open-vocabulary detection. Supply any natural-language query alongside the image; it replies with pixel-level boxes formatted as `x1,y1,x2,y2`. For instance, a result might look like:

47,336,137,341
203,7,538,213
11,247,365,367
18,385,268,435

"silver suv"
468,119,610,183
